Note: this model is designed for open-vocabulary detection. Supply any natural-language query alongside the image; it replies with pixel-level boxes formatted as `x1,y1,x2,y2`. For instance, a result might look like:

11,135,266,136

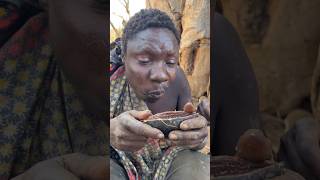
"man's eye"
166,60,177,66
138,60,151,65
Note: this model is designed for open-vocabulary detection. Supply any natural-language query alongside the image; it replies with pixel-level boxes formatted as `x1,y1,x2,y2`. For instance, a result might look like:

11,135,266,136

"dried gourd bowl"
143,111,199,137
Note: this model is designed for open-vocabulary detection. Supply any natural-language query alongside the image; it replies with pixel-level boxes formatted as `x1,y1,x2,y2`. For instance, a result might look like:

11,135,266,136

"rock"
260,113,285,154
236,129,273,163
284,109,313,132
221,0,320,116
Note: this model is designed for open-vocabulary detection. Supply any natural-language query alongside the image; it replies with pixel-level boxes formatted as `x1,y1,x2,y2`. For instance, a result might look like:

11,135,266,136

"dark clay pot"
143,111,199,137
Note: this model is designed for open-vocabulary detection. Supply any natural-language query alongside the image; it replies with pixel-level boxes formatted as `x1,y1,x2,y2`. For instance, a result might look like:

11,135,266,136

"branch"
110,22,121,38
113,13,128,26
119,0,130,17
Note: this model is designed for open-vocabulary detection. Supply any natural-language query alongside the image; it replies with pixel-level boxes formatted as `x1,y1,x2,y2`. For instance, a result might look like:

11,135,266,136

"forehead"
126,28,179,53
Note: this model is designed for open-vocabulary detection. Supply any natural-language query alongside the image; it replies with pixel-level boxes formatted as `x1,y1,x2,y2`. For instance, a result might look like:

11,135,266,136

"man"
109,9,210,180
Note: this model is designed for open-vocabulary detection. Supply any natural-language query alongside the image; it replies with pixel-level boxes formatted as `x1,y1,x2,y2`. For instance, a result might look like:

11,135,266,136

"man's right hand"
110,110,164,152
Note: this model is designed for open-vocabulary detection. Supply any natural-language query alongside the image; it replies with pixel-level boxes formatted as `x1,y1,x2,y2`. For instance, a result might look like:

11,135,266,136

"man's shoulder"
169,66,188,90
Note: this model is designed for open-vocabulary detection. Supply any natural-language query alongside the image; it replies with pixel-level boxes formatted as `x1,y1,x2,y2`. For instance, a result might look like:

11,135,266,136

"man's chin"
144,93,164,103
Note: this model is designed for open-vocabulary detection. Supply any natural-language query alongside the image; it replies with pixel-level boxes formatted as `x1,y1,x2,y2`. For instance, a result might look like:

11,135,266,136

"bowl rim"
144,111,199,122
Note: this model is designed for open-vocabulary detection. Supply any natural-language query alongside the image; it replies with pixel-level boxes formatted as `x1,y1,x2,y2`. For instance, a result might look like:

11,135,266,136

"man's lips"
144,82,168,99
147,89,165,98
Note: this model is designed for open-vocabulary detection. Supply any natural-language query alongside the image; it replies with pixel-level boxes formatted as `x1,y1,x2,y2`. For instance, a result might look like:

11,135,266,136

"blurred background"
110,0,146,42
218,0,320,153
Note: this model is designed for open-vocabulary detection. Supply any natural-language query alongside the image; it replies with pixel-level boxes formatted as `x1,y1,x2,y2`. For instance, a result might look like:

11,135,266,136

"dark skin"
124,28,190,113
212,13,259,155
110,28,208,151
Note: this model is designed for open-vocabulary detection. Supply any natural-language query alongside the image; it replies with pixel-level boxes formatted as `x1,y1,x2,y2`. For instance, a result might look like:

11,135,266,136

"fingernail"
170,134,177,140
181,124,188,129
157,133,164,139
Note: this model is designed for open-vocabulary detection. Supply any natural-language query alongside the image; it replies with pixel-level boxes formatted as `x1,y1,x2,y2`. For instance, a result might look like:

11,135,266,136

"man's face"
124,28,179,102
48,0,107,119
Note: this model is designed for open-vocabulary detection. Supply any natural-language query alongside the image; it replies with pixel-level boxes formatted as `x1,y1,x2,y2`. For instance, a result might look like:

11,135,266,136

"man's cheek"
168,69,177,81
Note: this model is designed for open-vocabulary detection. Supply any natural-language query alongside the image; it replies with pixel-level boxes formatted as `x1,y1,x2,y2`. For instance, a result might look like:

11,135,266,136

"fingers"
180,115,207,130
167,127,208,149
121,134,148,141
167,133,208,150
129,110,152,120
123,116,164,139
197,98,210,120
183,102,196,113
169,127,208,141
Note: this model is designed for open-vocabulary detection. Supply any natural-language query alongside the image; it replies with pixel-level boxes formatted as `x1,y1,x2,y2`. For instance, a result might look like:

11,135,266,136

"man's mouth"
147,89,165,99
144,82,169,100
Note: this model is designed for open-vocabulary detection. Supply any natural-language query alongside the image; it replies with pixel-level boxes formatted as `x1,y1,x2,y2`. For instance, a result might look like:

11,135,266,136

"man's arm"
212,13,259,155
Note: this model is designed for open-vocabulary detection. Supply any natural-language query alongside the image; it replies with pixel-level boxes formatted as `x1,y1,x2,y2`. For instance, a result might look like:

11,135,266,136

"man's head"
122,9,180,103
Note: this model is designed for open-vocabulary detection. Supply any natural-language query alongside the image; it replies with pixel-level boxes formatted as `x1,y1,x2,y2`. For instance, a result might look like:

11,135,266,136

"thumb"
129,110,153,120
183,102,196,113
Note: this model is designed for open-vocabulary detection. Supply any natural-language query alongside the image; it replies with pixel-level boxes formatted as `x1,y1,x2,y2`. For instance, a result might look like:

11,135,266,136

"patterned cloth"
110,59,184,179
0,4,107,180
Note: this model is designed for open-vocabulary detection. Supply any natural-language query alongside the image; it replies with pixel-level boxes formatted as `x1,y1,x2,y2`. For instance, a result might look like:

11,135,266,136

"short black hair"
121,8,180,57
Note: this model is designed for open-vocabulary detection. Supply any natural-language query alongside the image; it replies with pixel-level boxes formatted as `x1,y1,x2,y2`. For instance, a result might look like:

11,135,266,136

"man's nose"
149,63,169,83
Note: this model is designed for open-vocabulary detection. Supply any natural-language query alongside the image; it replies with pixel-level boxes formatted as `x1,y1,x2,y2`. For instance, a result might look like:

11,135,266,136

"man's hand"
12,153,108,180
168,102,208,150
278,118,320,180
197,97,210,121
110,110,164,152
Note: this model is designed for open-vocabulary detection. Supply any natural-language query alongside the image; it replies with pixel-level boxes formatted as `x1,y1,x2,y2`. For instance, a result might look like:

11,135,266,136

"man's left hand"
167,102,208,150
